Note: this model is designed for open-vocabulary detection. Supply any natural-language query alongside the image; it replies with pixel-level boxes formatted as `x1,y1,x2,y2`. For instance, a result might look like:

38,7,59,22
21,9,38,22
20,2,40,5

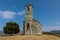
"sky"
0,0,60,32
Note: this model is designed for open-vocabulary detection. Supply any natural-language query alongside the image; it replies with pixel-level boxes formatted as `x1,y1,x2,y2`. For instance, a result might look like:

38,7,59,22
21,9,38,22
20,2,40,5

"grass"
0,35,60,40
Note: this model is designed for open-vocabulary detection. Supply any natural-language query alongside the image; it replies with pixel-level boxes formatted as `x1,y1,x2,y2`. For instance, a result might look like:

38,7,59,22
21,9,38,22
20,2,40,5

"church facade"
23,4,42,35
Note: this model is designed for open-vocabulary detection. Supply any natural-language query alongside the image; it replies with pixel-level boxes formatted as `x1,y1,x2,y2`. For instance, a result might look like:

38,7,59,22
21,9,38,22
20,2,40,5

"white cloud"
18,10,25,16
54,22,60,25
0,11,16,19
42,26,60,32
42,22,60,32
0,10,26,19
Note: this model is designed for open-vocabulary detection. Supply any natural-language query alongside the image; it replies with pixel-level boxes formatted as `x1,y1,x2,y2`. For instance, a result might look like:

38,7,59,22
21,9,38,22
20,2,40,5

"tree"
3,22,20,36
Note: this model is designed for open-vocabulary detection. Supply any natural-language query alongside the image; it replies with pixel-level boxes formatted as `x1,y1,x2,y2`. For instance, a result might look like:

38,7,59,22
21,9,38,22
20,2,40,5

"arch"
27,23,30,30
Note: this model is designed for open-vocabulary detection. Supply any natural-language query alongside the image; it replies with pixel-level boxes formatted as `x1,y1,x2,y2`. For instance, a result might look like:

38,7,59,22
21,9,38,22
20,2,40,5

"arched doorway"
27,23,30,31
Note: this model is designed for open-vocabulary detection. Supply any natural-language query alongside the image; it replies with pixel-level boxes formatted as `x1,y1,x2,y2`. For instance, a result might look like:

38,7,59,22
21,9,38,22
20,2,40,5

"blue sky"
0,0,60,32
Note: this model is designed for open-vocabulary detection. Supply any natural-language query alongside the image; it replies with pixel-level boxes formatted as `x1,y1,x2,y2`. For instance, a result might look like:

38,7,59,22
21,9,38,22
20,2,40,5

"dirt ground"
0,35,60,40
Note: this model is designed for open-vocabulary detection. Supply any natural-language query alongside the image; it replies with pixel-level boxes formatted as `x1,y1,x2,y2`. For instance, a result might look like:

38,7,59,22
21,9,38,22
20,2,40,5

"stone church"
23,4,42,35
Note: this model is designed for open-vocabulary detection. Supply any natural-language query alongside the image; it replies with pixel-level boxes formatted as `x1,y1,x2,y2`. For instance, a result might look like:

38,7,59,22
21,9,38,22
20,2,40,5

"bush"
3,22,20,36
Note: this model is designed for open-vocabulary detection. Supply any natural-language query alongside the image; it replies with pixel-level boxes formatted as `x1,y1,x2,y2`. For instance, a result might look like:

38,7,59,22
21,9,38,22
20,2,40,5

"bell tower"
24,4,33,35
25,4,33,21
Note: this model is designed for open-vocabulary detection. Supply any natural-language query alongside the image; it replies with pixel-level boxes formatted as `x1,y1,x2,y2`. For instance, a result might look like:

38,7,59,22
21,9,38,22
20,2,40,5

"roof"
33,19,42,26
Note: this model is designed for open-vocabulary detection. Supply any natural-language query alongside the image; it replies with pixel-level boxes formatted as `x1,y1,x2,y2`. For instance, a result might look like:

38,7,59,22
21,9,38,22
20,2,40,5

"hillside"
0,35,60,40
0,31,4,35
50,30,60,34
